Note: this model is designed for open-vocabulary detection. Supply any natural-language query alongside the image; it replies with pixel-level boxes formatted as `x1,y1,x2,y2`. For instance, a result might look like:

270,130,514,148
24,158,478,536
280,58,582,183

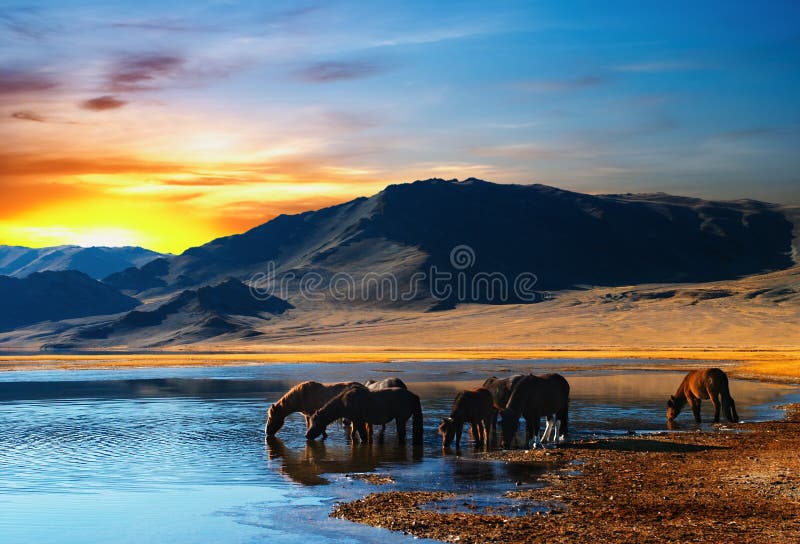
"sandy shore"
332,405,800,543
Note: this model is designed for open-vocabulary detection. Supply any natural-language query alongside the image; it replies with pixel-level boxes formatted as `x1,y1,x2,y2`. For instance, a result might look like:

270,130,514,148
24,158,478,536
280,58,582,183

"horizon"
2,1,799,253
3,175,797,254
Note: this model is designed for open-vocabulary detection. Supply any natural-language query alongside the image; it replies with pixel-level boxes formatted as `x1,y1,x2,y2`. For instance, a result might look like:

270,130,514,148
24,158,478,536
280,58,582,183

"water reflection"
266,436,424,486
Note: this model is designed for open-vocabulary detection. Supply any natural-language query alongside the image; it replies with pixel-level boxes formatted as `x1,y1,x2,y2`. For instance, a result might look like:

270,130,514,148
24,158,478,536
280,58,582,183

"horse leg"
553,418,562,445
690,397,702,423
396,417,408,444
490,411,498,446
356,422,369,444
471,421,482,446
709,390,721,423
455,424,463,449
529,417,542,449
378,424,386,443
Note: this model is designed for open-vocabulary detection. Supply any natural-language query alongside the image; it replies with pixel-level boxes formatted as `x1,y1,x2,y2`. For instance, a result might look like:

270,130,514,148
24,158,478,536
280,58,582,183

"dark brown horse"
361,378,408,440
306,386,423,445
481,375,524,444
667,368,739,423
438,387,494,449
265,381,364,438
499,374,570,449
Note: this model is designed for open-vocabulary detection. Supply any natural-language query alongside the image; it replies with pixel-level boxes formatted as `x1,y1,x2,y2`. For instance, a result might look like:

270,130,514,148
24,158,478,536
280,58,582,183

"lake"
0,360,796,543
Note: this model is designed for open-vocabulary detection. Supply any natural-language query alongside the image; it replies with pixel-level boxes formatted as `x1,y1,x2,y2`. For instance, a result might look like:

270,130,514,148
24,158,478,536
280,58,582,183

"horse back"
361,388,419,425
683,368,729,399
483,374,524,407
453,388,494,419
510,373,569,415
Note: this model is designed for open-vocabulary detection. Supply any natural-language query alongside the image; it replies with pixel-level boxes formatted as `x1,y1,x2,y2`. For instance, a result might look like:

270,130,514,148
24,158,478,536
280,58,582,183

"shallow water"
0,360,796,543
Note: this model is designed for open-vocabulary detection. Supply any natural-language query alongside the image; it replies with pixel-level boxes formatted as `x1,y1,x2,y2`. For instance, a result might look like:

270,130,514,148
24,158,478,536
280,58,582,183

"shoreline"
332,405,800,543
0,347,797,383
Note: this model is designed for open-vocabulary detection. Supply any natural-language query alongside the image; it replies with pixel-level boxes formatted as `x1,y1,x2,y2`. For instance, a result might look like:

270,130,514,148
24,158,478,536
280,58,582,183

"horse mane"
274,381,323,412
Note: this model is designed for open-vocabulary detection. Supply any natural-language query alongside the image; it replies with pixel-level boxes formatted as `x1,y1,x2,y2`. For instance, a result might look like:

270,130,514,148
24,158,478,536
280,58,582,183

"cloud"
81,95,127,111
295,60,387,82
109,54,184,92
110,19,216,33
0,68,58,94
11,110,46,122
614,61,705,73
516,75,606,93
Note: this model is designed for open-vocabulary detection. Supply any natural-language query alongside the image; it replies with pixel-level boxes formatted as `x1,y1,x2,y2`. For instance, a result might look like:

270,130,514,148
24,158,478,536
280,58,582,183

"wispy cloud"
81,95,127,111
614,60,706,73
516,75,606,93
110,19,216,33
11,110,46,122
295,60,388,82
0,7,58,41
108,54,184,92
0,68,58,94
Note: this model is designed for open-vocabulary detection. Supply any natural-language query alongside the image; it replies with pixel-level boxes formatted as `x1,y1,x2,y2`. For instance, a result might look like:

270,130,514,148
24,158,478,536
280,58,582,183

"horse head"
266,403,285,436
305,414,326,441
666,395,679,421
499,408,520,449
437,417,455,448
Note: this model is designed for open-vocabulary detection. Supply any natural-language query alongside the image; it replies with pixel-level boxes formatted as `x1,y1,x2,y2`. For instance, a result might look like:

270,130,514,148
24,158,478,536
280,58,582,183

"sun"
70,228,141,248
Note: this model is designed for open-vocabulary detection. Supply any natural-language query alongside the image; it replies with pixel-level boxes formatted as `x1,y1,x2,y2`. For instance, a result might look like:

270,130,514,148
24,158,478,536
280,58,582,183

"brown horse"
667,368,739,423
499,374,570,449
265,381,364,438
361,378,408,440
481,375,524,444
438,387,495,449
306,386,423,445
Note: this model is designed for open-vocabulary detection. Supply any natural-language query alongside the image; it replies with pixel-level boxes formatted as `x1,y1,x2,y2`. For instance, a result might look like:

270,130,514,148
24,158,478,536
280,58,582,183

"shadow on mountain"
0,270,139,331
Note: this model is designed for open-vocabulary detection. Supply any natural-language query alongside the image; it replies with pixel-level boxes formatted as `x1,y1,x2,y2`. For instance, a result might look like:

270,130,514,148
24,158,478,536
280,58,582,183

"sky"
1,0,799,253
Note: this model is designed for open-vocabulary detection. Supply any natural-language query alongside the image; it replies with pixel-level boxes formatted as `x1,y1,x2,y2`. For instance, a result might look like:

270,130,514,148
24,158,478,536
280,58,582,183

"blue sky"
1,0,798,250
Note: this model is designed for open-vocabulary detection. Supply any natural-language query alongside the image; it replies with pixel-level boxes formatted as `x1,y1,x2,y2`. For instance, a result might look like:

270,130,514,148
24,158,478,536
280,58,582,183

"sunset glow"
2,1,798,252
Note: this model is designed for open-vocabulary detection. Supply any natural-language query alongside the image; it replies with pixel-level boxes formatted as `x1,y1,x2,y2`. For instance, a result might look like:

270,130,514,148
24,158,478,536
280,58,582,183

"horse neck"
505,383,527,414
314,396,345,427
672,389,688,412
276,387,304,414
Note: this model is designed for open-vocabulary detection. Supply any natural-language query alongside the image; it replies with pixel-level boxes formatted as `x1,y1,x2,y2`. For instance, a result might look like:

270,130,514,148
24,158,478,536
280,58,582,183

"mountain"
74,278,293,346
109,178,795,308
0,270,140,331
0,245,165,279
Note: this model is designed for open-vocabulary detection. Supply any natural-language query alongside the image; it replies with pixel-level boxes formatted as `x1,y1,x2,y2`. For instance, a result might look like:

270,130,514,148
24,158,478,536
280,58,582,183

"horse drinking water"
306,386,423,445
499,374,570,449
266,381,365,438
667,368,739,424
438,387,495,449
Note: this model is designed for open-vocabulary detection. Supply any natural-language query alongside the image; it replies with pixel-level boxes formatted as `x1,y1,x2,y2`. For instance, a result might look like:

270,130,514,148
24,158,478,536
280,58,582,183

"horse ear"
667,397,674,408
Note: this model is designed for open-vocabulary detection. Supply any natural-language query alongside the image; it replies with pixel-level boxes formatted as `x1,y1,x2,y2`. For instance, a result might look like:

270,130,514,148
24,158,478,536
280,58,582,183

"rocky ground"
332,405,800,543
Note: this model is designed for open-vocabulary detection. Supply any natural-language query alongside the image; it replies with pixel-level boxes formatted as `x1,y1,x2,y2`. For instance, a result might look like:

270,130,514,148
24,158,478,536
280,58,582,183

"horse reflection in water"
265,436,422,486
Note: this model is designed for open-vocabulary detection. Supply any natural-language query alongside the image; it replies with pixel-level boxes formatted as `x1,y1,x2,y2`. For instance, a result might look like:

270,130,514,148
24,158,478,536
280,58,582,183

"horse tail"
412,395,424,445
719,373,739,422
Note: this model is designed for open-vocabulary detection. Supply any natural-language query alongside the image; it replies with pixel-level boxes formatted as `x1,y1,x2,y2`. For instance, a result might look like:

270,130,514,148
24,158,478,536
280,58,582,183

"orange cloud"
81,95,128,111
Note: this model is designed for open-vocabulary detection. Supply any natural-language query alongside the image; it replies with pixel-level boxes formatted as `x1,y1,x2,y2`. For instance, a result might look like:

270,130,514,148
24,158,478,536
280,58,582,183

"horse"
360,378,408,440
365,378,407,390
265,381,365,438
499,374,570,449
438,387,495,449
481,375,524,444
306,386,423,445
667,368,739,424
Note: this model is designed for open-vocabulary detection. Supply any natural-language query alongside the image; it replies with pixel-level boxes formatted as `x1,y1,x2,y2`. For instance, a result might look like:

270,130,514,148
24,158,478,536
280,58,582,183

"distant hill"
0,270,140,331
0,245,164,279
111,178,795,307
75,278,293,346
